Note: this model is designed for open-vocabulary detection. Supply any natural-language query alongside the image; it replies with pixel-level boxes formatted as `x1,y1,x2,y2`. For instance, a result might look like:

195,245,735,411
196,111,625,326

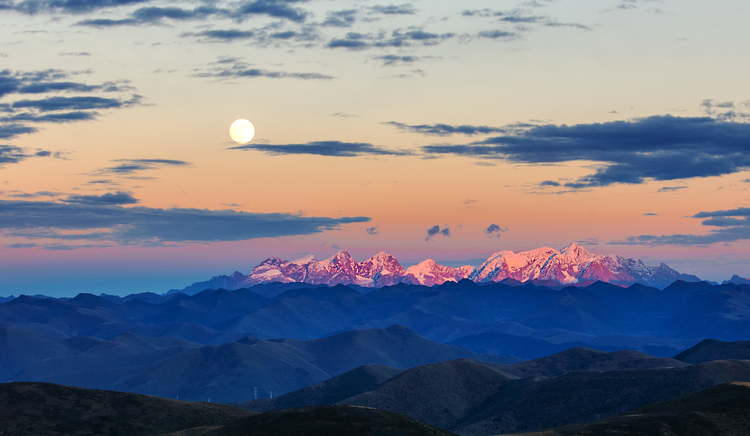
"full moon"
229,119,255,144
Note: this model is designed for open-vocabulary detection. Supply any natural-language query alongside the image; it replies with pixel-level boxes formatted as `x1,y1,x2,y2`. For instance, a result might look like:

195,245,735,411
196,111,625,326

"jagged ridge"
172,244,701,293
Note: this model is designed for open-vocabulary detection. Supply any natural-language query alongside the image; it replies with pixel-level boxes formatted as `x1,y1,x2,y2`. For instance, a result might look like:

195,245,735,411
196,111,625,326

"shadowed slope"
501,347,688,378
517,382,750,436
0,382,253,436
162,405,457,436
268,324,519,376
239,364,403,412
675,338,750,363
0,326,101,381
458,359,750,435
338,359,519,430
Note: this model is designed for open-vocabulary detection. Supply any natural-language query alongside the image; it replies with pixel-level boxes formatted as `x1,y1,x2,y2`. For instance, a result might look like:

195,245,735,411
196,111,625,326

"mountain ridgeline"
171,243,700,295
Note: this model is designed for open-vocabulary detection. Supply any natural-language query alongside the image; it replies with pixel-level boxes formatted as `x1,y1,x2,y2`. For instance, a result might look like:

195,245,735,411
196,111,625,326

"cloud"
657,186,687,192
613,207,750,246
195,57,333,80
370,4,416,15
322,9,357,27
6,243,37,248
77,5,229,27
1,69,131,98
384,121,507,136
186,29,256,41
12,96,128,111
477,30,521,40
0,144,52,167
643,212,658,216
425,224,450,241
0,70,140,147
95,158,190,175
13,0,151,14
63,191,139,205
0,124,37,139
540,180,560,187
328,29,454,50
422,115,750,188
366,226,378,235
0,145,32,165
485,223,506,237
230,140,411,157
234,0,309,22
16,81,99,93
3,111,97,123
464,7,590,32
373,55,419,66
700,99,750,122
0,199,370,245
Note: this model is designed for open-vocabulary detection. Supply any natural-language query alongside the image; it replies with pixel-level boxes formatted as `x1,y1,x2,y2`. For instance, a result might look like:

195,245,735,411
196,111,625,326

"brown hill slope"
161,405,457,436
0,382,253,436
516,382,750,436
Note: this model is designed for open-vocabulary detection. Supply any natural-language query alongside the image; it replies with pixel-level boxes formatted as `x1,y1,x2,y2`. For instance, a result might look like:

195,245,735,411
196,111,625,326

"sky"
1,0,750,296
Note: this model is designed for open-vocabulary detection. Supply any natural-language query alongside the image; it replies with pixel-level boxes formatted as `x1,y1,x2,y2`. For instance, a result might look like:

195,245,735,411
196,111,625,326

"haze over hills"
2,273,750,434
8,325,518,403
171,243,701,294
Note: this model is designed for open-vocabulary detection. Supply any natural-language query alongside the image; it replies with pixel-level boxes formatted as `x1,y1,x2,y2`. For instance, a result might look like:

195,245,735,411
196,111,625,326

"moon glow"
229,119,255,144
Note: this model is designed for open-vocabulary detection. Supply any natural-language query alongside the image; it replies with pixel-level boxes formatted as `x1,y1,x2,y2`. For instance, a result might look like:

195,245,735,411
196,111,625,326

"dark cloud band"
0,199,370,245
422,115,750,187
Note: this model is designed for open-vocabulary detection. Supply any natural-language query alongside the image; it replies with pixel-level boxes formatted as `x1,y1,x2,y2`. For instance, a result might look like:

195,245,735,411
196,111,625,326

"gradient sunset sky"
1,0,749,296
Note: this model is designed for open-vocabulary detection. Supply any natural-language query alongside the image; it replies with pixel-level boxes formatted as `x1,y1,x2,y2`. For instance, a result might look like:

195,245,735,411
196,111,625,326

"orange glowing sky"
1,0,750,295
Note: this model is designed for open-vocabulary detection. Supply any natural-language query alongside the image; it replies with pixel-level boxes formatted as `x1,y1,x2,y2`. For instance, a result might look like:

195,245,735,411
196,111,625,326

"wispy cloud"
613,207,750,246
328,29,454,51
384,121,507,136
63,191,139,205
94,158,190,176
369,4,416,15
230,140,411,157
0,69,140,151
77,6,229,27
0,144,45,166
194,57,333,80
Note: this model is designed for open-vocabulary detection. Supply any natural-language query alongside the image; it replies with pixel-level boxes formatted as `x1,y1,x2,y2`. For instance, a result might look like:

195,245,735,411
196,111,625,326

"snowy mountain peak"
226,244,701,291
291,254,317,265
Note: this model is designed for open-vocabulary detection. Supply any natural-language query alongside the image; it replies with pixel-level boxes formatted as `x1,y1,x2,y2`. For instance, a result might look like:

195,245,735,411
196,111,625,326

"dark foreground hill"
159,405,458,436
457,359,750,435
0,382,253,436
675,338,750,363
237,350,750,435
517,382,750,436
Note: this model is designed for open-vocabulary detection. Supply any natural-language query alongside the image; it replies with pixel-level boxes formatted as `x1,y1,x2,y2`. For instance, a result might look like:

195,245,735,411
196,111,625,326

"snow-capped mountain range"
173,243,701,294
